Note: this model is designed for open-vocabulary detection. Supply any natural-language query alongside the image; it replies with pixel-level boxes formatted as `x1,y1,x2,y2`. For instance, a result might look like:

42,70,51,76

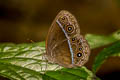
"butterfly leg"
41,53,49,73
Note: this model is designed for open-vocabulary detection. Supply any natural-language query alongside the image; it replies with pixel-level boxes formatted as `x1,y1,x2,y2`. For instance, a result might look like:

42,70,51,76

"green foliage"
0,42,45,80
0,30,120,80
85,30,120,49
43,67,99,80
92,41,120,73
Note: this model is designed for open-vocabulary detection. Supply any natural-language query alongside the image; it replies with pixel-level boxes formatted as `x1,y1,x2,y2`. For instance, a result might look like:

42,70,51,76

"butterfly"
45,10,90,68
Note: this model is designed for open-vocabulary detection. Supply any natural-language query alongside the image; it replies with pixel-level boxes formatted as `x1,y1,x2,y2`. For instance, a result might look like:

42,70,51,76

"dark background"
0,0,120,80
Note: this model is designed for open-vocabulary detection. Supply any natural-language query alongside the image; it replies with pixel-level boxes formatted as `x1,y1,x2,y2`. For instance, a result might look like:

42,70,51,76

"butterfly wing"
46,10,90,68
56,10,90,67
45,10,72,68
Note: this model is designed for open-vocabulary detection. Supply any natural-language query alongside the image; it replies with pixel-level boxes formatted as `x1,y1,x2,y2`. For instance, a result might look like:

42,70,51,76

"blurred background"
0,0,120,80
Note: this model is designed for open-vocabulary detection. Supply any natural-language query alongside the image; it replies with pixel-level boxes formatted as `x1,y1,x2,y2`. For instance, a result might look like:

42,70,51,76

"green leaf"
92,41,120,73
0,41,99,80
1,30,120,80
0,42,46,80
43,67,100,80
86,30,120,49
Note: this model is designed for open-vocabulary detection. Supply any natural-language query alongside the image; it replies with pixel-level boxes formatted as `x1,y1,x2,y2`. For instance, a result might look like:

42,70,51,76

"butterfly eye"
58,16,68,24
72,37,76,41
79,47,82,51
77,52,82,57
66,25,74,33
62,17,65,20
71,37,77,43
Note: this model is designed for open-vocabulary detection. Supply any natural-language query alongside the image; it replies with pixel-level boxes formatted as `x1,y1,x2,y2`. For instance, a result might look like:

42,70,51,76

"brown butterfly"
45,10,90,68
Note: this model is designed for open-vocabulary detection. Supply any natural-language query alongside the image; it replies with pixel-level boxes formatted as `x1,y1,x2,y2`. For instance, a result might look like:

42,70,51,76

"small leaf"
86,30,120,49
92,41,120,73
